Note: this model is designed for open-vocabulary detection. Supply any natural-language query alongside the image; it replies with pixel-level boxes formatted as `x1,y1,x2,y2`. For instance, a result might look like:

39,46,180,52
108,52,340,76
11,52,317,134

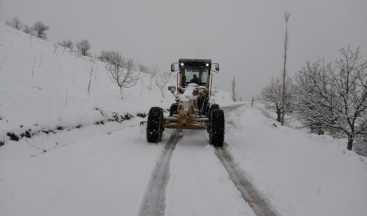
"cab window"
181,65,209,86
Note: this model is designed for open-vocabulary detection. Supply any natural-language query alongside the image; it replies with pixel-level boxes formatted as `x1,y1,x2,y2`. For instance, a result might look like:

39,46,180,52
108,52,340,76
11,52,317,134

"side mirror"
168,86,176,94
211,63,219,72
171,63,178,72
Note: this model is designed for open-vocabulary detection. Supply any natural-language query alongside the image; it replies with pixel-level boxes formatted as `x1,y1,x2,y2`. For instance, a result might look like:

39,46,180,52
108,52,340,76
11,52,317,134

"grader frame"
146,59,224,147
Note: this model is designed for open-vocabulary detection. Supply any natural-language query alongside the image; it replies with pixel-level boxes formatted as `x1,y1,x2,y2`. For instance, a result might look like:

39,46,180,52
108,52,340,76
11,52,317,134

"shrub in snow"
31,21,49,39
7,132,19,141
76,39,91,56
58,40,73,50
6,17,23,30
23,25,33,34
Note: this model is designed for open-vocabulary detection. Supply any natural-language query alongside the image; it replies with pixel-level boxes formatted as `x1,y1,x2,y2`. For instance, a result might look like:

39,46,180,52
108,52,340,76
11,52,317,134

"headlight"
180,63,184,66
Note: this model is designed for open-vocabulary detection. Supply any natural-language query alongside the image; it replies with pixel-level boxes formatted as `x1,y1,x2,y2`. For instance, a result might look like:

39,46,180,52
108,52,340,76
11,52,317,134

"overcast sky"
1,0,366,99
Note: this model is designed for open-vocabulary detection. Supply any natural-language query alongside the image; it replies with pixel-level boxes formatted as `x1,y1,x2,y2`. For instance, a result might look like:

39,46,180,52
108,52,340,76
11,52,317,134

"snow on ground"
0,118,166,216
226,102,367,216
166,131,255,216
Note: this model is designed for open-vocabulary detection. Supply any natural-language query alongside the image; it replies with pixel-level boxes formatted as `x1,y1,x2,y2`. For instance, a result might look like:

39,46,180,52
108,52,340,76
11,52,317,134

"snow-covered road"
139,129,266,216
139,133,179,216
0,119,269,216
2,106,367,216
0,120,163,216
215,148,277,216
165,131,256,216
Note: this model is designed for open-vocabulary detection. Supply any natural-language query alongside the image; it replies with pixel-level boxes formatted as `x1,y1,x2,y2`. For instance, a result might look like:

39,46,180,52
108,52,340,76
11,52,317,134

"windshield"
182,65,209,86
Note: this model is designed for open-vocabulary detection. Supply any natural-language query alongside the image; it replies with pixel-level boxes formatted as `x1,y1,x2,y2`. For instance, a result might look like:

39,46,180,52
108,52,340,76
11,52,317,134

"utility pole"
231,76,236,101
281,11,290,126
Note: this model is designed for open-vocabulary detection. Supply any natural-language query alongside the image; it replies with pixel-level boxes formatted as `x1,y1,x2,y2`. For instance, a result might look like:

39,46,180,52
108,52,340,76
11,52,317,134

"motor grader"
146,59,225,147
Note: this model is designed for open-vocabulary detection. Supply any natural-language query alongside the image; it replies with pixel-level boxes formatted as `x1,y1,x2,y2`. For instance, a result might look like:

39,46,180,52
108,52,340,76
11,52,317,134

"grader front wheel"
146,107,164,143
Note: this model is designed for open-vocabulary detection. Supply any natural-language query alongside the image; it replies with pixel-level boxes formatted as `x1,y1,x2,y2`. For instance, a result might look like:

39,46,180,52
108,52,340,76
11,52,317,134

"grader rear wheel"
207,104,220,132
209,109,225,147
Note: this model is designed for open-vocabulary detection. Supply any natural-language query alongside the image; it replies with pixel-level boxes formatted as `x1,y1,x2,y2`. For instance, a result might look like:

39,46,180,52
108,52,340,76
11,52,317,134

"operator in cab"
190,74,200,84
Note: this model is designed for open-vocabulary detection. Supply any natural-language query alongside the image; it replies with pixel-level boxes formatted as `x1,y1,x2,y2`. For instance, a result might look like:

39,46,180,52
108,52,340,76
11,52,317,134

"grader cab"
146,59,225,147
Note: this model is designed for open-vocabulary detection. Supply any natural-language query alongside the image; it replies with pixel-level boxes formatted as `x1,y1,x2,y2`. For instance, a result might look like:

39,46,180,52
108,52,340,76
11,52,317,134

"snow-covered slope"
0,24,174,144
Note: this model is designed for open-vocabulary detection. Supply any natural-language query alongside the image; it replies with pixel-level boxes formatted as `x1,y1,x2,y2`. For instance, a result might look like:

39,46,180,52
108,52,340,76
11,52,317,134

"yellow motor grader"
146,59,224,147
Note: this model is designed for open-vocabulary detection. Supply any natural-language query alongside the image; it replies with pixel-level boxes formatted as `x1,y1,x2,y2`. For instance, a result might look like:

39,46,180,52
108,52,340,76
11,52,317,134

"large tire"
207,104,220,132
209,109,225,147
147,107,164,143
169,103,178,116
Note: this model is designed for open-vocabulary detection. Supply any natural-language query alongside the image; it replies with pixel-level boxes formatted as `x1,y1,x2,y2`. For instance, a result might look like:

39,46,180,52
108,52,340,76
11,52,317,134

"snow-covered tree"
329,47,367,150
101,51,139,97
294,46,367,150
76,39,91,56
31,21,49,39
6,17,23,30
293,60,336,135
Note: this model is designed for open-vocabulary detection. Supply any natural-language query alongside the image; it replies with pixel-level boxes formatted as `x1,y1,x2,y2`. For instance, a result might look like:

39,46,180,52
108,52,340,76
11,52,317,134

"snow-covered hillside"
0,24,174,144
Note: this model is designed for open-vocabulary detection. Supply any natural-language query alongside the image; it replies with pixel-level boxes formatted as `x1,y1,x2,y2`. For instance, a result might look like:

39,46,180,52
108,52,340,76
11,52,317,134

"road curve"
138,132,180,216
215,147,279,216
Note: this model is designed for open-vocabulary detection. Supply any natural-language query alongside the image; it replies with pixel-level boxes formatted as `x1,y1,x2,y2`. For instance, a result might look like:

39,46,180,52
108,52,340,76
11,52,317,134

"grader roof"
179,59,211,65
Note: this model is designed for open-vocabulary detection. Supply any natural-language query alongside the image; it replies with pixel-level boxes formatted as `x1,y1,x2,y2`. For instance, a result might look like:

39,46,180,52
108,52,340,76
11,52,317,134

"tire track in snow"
215,147,278,216
138,132,180,216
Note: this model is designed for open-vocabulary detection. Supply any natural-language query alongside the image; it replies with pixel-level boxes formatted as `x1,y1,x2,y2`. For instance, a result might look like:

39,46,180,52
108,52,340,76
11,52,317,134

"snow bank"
227,103,367,216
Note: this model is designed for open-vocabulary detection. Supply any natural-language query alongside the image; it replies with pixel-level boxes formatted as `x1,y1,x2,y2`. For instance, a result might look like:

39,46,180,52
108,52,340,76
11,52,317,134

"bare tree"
76,39,91,56
6,17,23,30
102,51,139,97
281,11,290,126
155,71,171,98
294,46,367,150
31,21,49,39
58,40,73,50
262,77,293,122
